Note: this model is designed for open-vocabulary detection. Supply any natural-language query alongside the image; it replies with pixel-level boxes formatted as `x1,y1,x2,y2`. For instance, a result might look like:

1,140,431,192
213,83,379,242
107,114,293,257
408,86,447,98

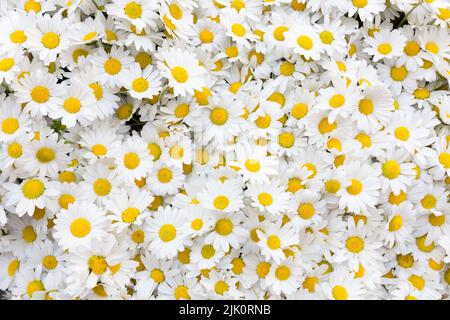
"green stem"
397,1,423,28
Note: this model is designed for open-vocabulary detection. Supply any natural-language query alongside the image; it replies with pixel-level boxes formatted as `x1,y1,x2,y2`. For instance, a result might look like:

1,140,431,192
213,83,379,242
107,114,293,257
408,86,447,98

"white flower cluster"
0,0,449,300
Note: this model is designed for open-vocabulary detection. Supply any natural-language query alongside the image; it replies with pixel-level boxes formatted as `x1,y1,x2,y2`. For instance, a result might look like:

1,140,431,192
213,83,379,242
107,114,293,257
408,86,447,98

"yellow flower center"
214,281,229,295
27,280,45,297
191,218,203,231
389,215,403,231
89,83,103,100
214,194,230,209
88,255,107,275
63,97,81,113
42,255,58,270
397,254,414,268
169,3,183,19
318,118,336,134
150,269,165,283
303,276,318,292
258,192,273,206
425,42,439,54
346,179,363,195
148,143,162,160
355,133,372,148
267,235,281,250
201,244,215,259
438,152,450,168
416,235,435,252
278,132,295,148
8,259,20,277
325,179,341,193
352,0,368,8
231,23,246,37
408,275,425,291
58,194,75,209
132,230,145,243
291,103,308,119
394,126,410,141
174,285,190,300
329,94,345,108
91,144,107,157
358,99,374,115
275,265,291,281
10,30,27,44
273,26,288,41
421,194,436,209
390,66,408,81
256,261,271,278
0,58,14,71
377,43,392,55
297,203,315,219
428,213,445,227
320,31,334,44
199,29,214,43
404,41,420,56
279,61,295,76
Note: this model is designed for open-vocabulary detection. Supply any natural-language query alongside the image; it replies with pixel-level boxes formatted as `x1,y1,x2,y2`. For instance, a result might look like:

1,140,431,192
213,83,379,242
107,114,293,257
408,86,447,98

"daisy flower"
53,201,108,251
